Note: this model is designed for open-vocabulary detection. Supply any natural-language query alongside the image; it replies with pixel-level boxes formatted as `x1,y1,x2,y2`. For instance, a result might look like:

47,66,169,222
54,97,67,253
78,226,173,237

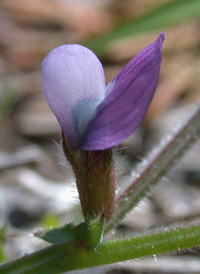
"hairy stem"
105,102,200,232
1,224,200,273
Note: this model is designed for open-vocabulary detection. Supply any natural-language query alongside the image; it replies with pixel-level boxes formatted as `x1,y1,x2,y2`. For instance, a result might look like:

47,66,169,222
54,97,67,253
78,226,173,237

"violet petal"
82,33,164,150
42,44,105,149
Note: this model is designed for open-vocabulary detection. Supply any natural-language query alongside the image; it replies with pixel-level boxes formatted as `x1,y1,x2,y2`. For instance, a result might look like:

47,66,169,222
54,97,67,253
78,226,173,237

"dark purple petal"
42,44,105,149
82,33,164,150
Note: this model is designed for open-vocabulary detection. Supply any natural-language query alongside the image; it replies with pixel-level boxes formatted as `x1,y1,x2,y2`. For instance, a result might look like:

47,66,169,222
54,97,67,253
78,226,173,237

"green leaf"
37,223,75,244
37,219,104,248
85,0,200,55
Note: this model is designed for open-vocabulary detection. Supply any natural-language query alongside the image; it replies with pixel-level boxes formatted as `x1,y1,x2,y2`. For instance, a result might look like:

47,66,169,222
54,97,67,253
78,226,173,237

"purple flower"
42,33,164,151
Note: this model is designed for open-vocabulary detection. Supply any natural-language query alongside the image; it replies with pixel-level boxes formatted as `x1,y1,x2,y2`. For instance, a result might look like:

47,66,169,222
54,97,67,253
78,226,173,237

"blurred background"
1,0,200,273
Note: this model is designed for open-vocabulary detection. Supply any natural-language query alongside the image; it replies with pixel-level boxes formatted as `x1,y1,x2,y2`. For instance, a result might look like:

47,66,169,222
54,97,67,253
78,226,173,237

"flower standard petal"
42,44,105,149
82,33,164,150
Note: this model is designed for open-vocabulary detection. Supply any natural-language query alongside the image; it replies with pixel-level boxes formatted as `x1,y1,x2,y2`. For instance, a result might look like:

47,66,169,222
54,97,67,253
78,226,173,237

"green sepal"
36,223,75,244
36,219,104,249
74,219,104,249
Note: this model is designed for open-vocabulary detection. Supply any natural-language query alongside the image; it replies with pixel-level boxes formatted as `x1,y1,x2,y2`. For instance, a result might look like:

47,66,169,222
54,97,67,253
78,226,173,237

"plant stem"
105,102,200,232
1,224,200,274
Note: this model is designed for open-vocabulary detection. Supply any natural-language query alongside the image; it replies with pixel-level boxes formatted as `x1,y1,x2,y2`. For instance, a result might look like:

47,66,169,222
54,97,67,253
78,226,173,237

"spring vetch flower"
42,33,164,221
42,33,164,151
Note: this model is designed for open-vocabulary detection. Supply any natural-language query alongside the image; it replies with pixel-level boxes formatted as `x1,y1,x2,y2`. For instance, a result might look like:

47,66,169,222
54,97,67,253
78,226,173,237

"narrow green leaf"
85,0,200,55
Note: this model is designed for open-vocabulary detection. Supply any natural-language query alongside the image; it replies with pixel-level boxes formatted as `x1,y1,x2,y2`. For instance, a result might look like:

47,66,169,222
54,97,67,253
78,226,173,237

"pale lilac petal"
82,33,164,150
42,44,105,149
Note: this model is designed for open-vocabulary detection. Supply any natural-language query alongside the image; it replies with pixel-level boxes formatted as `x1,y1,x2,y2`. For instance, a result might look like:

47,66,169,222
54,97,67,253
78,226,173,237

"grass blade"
85,0,200,55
